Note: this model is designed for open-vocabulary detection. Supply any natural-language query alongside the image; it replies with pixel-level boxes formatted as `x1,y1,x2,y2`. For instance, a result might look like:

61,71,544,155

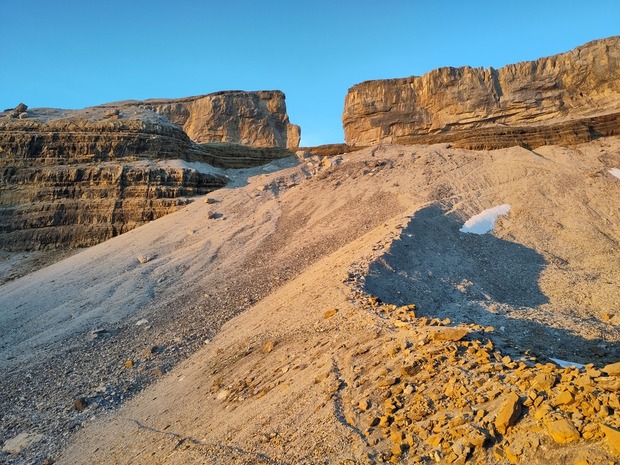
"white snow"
156,159,227,176
609,168,620,179
549,357,585,369
459,204,511,235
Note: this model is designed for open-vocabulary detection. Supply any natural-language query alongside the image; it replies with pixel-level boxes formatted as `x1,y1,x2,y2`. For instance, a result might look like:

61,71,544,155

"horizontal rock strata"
343,36,620,149
1,88,301,252
0,107,227,251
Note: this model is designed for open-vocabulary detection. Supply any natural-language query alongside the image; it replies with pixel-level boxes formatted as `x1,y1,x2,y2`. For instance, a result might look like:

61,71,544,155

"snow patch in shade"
549,357,585,369
459,204,511,235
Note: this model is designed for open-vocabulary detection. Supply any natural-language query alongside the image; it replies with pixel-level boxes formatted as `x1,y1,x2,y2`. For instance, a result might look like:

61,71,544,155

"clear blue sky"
1,1,618,146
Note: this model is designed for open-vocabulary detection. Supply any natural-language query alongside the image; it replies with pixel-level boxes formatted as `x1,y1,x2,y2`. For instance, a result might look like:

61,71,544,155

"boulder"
494,391,522,434
546,418,580,444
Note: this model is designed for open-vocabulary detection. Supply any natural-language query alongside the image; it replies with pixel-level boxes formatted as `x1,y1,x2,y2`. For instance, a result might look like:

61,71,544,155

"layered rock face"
115,90,301,149
1,88,301,252
343,36,620,149
0,106,227,250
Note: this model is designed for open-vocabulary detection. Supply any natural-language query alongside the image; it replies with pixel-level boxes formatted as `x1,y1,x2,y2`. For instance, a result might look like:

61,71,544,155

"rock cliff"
1,88,301,252
114,90,301,149
343,36,620,149
0,106,227,251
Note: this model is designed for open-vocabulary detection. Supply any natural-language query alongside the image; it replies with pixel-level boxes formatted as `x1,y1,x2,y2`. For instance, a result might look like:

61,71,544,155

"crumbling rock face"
343,36,620,149
0,106,227,251
114,90,301,149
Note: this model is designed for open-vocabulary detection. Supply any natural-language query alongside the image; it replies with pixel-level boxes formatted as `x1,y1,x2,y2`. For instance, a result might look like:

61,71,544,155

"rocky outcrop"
343,36,620,149
0,106,227,251
114,90,301,149
0,88,301,252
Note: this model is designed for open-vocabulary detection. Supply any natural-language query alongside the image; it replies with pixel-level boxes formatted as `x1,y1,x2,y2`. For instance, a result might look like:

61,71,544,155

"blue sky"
1,1,618,146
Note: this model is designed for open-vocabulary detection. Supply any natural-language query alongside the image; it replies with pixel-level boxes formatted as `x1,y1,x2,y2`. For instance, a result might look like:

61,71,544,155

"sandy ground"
1,139,619,464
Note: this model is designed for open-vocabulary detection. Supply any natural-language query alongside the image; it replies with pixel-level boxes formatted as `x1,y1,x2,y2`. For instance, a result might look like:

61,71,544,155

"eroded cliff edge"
0,90,300,253
114,90,301,149
343,36,620,149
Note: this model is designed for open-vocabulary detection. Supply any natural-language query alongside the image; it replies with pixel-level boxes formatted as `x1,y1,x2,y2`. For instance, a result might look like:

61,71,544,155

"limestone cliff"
343,36,620,149
114,90,301,149
0,106,227,251
1,88,301,252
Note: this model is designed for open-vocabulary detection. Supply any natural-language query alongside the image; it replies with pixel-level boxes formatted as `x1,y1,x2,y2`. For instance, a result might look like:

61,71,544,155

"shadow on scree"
363,204,618,364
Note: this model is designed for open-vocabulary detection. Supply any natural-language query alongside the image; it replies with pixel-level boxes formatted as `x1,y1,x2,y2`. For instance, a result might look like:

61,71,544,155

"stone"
546,418,580,444
263,341,276,353
137,255,154,264
343,37,620,150
553,390,575,406
494,392,522,434
14,103,28,113
2,432,44,455
74,397,88,411
600,424,620,454
531,372,556,392
323,309,338,319
428,327,469,342
602,361,620,376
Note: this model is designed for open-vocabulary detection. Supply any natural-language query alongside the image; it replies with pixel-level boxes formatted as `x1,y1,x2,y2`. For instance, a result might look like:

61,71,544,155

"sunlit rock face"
118,90,301,149
343,36,620,149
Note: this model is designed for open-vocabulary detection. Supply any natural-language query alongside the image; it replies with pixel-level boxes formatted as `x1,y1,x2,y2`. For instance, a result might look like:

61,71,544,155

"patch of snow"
549,357,585,369
156,159,227,177
459,204,511,235
609,168,620,179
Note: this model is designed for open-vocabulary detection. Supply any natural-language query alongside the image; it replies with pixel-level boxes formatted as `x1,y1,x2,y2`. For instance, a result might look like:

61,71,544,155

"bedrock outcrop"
113,90,301,149
343,36,620,149
1,87,301,252
0,106,227,251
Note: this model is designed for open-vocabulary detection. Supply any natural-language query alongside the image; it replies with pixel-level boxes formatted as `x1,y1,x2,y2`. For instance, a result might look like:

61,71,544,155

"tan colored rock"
600,424,620,454
323,309,338,319
427,327,469,342
531,372,557,392
263,341,276,353
494,391,522,434
128,90,300,149
553,390,575,406
546,418,580,444
343,37,620,150
602,361,620,376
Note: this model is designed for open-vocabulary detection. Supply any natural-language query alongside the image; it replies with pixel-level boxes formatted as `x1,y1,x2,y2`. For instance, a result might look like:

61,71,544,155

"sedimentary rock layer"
114,90,301,149
343,36,620,148
0,107,227,250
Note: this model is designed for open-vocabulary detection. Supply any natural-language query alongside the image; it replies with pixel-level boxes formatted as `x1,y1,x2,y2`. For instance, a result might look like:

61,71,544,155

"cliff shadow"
363,205,618,363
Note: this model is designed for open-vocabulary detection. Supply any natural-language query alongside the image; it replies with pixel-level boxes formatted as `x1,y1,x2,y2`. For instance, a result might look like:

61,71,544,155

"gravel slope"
2,139,619,464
